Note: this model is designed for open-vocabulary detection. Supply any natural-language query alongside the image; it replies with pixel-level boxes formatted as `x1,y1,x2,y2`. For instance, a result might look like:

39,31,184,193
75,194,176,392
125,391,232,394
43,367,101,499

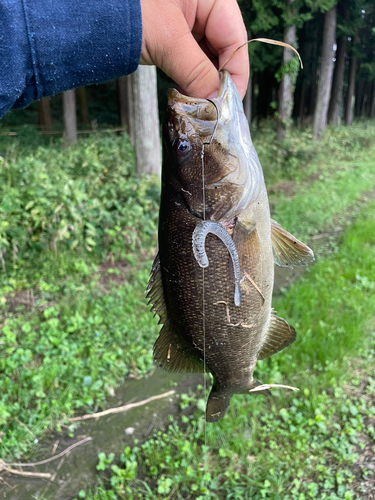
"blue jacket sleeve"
0,0,142,118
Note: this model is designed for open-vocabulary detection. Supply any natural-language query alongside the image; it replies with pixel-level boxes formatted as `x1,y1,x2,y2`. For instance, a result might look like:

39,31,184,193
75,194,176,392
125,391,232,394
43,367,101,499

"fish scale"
147,71,314,422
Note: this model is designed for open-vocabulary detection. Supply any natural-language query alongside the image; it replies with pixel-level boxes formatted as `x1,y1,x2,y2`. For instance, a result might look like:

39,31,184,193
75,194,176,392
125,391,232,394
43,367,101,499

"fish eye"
176,138,191,157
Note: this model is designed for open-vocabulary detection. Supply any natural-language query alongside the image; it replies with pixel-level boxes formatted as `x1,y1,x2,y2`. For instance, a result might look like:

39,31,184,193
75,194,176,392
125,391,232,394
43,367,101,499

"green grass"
1,121,375,470
84,200,375,500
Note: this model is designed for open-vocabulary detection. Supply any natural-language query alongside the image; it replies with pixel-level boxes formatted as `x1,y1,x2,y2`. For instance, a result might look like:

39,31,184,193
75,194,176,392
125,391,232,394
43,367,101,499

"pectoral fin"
271,219,314,268
257,314,296,360
232,219,260,276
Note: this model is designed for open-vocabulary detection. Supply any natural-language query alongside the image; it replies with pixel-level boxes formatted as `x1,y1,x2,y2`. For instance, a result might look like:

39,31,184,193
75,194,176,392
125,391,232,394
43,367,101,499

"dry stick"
69,390,176,422
1,437,92,469
1,467,52,479
244,271,266,311
14,417,36,438
218,38,303,73
51,440,59,456
249,384,299,393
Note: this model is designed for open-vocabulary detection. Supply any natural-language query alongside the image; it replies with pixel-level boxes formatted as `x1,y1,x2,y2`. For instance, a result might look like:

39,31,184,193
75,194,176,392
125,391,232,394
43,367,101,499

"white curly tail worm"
192,221,241,306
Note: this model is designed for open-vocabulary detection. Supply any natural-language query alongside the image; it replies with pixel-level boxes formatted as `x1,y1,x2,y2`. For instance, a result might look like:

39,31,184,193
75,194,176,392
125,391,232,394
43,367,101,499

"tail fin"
206,391,231,422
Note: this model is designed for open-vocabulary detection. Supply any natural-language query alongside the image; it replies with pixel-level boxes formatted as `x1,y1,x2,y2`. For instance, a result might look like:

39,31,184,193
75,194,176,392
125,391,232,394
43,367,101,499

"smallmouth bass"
147,71,314,422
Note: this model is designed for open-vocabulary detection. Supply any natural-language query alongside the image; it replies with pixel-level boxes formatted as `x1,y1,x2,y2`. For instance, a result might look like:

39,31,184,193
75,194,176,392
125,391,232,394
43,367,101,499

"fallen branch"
249,384,299,393
1,467,52,479
69,390,176,422
14,417,36,438
0,436,92,475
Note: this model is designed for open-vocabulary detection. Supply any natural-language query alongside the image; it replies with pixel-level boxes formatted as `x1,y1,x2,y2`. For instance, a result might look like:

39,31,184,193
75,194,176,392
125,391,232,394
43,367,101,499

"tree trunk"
258,71,274,118
277,22,297,141
38,97,53,131
297,80,307,127
63,89,77,145
313,5,337,140
370,81,375,119
117,75,134,143
243,75,252,124
76,87,89,125
328,35,347,124
308,23,320,117
345,52,357,126
355,79,365,117
361,81,372,117
130,66,161,176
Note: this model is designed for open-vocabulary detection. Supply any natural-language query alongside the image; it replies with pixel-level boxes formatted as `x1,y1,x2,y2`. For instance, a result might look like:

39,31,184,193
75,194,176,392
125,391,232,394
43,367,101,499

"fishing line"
200,98,219,484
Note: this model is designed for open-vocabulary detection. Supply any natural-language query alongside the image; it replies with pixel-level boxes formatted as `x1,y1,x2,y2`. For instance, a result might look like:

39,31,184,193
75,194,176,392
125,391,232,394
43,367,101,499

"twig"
52,440,59,455
14,417,36,438
145,413,157,438
244,271,265,311
249,384,299,393
69,390,176,422
219,38,303,72
50,456,66,482
1,467,52,479
1,436,92,469
214,301,231,323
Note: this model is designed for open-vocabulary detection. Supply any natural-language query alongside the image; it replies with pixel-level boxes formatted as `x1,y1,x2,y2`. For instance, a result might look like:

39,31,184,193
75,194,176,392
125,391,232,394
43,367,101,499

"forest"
0,0,375,499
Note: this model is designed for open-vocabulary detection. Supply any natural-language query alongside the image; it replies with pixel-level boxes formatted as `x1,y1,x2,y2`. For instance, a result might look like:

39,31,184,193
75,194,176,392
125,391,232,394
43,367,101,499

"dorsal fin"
270,219,314,268
257,313,296,360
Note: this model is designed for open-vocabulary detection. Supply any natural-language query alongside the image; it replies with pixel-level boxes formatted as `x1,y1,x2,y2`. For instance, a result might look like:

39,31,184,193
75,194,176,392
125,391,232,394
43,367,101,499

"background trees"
2,0,375,146
239,0,375,139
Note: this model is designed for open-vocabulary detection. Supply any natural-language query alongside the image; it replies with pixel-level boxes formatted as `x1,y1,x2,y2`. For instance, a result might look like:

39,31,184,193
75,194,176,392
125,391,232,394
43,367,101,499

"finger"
157,22,221,98
197,0,249,99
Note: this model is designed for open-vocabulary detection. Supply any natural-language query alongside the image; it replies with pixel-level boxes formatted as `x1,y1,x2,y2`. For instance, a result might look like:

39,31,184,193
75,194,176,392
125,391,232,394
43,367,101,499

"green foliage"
0,130,160,268
275,56,301,84
88,199,375,500
1,122,375,489
0,131,161,459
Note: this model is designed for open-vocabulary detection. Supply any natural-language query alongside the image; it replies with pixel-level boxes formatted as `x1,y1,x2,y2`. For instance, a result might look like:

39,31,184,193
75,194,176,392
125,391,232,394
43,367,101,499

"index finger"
195,0,249,99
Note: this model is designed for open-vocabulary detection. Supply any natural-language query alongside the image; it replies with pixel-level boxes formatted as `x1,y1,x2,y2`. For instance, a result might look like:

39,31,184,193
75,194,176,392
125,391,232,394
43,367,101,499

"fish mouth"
166,71,232,123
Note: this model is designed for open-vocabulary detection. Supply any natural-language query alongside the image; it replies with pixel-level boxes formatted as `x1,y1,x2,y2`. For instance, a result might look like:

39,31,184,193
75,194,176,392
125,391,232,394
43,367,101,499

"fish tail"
206,380,271,422
206,388,231,423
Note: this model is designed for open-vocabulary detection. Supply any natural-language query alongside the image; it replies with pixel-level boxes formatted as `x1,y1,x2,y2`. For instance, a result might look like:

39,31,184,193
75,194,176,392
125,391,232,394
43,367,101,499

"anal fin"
258,314,296,360
271,219,314,268
154,321,204,373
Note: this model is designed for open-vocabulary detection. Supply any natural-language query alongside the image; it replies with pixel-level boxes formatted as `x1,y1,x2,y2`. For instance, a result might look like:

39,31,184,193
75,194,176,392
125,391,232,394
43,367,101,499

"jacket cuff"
1,0,142,115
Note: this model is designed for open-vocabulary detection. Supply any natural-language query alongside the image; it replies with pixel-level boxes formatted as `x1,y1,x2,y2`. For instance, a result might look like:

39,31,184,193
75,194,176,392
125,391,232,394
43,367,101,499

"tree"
130,66,161,176
117,75,134,143
327,34,347,124
38,97,53,131
313,4,338,140
345,34,358,125
63,89,77,145
76,86,90,126
276,0,298,140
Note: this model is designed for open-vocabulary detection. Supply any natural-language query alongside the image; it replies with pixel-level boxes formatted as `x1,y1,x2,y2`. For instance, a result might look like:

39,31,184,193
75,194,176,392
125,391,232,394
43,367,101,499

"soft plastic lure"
192,221,241,307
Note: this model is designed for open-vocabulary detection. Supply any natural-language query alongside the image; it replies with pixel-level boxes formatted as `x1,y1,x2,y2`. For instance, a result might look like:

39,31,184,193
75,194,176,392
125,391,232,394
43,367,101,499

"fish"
147,70,314,422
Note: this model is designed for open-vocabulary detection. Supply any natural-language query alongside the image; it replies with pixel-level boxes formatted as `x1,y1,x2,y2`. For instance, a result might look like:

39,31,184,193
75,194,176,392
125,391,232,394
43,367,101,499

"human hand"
140,0,249,99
